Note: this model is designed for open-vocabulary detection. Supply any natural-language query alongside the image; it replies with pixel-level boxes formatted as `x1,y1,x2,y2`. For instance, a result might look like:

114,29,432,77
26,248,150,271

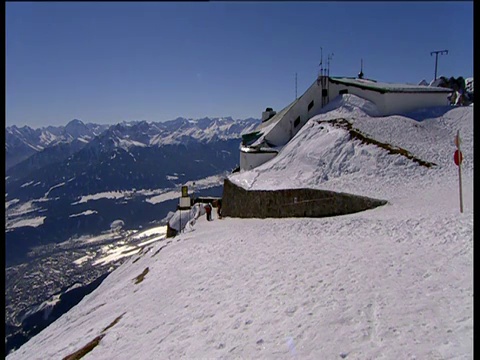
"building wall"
265,80,325,146
240,149,278,171
327,82,388,114
383,92,450,115
222,178,387,218
327,81,450,115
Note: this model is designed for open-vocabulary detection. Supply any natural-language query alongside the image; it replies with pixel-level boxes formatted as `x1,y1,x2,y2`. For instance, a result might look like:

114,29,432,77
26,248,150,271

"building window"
294,116,301,128
308,100,314,112
339,89,348,95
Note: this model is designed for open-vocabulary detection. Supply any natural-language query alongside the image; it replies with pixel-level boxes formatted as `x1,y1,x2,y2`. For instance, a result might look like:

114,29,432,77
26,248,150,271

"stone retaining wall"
222,178,387,218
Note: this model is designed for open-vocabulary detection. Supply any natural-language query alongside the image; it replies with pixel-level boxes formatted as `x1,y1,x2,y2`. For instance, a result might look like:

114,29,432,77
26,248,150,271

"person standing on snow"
205,203,212,221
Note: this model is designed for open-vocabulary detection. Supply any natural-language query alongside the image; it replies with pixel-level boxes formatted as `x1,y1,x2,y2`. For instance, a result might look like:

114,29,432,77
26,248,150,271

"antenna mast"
317,47,324,85
295,72,298,99
358,58,364,79
430,49,448,81
320,47,324,76
327,53,334,77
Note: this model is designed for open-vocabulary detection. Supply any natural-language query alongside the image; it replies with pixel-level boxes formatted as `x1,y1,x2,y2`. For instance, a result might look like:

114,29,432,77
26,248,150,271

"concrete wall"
240,148,278,171
327,82,450,116
222,179,387,219
383,91,450,115
328,82,388,114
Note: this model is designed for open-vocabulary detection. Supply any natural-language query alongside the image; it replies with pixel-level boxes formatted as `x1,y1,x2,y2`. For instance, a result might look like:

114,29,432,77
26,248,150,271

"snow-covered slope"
7,98,473,359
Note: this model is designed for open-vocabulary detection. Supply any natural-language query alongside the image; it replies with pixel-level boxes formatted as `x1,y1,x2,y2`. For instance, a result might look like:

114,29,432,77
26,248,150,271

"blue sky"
6,1,474,128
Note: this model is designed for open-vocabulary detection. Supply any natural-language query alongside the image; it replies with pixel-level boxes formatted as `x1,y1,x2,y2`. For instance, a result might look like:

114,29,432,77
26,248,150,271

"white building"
239,75,452,171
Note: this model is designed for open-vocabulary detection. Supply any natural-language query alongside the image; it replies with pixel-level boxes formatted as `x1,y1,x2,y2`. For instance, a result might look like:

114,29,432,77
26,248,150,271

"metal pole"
179,186,182,233
327,56,330,78
318,47,323,86
456,130,463,213
295,72,297,100
430,50,448,81
327,53,333,103
327,53,334,78
459,157,463,213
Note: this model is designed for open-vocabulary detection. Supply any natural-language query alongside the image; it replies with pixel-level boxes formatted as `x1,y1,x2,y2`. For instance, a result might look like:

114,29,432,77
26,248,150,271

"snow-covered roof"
330,77,452,94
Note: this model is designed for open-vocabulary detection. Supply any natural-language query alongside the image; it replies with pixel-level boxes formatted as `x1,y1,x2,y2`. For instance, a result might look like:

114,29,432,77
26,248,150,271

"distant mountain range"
5,116,260,265
6,117,259,171
5,119,110,170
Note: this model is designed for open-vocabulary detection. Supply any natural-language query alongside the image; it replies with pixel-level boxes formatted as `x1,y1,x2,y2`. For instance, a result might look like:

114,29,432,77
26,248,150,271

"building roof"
330,77,452,94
